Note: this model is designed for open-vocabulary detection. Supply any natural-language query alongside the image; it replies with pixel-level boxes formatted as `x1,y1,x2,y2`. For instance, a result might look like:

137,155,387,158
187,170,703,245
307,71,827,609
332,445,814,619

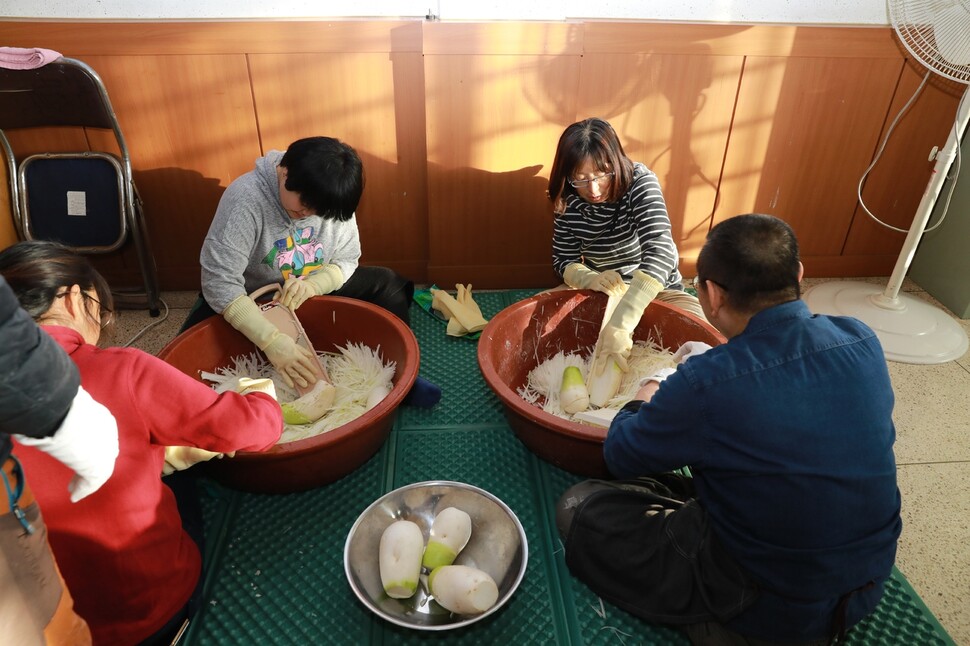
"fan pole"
804,87,969,363
876,88,970,309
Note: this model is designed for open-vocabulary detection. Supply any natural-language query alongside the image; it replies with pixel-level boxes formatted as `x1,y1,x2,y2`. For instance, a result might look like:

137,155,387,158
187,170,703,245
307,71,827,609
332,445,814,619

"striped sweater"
552,162,683,289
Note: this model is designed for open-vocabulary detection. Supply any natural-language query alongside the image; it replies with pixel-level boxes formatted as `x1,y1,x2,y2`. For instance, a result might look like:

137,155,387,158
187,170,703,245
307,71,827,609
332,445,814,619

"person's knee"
556,480,613,539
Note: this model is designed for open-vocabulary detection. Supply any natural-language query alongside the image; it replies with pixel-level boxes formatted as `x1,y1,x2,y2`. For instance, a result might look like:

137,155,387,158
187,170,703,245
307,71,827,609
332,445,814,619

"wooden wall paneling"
423,21,583,56
248,50,429,283
714,53,903,272
843,62,965,256
423,21,581,288
583,23,901,59
78,54,262,290
574,50,744,273
0,20,422,56
424,51,581,288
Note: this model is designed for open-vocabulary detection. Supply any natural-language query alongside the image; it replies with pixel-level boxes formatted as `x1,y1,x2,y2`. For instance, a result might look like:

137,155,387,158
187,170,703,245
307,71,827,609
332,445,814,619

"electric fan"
803,0,970,364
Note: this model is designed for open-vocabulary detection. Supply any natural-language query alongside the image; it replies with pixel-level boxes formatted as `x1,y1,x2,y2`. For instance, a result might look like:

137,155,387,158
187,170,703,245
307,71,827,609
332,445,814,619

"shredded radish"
203,343,395,443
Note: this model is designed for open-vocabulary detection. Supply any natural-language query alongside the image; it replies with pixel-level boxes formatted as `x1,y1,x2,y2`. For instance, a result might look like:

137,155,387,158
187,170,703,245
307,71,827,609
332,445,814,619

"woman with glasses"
0,240,283,646
548,117,702,319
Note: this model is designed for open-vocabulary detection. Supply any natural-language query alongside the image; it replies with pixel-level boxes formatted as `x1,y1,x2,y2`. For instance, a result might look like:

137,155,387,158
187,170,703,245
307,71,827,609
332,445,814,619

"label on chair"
66,191,87,216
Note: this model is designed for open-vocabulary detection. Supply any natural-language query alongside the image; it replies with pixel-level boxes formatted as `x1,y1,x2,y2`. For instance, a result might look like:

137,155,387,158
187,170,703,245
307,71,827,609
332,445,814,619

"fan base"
803,281,968,365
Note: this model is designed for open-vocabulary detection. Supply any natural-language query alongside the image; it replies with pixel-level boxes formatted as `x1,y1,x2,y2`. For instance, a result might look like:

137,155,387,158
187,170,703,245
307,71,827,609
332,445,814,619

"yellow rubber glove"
441,284,490,337
279,264,344,310
592,270,663,375
278,276,315,310
563,262,625,296
236,377,278,400
222,295,319,389
456,284,485,320
431,287,488,336
162,446,229,476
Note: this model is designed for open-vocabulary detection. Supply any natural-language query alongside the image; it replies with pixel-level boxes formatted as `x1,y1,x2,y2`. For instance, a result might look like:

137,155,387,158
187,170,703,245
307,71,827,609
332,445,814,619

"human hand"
588,270,626,297
593,324,633,375
673,341,713,364
279,276,315,310
263,334,320,389
15,385,119,502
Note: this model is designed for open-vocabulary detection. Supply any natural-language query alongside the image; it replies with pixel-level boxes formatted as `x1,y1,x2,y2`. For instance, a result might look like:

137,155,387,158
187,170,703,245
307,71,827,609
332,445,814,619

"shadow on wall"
88,166,227,291
525,27,736,265
424,161,557,289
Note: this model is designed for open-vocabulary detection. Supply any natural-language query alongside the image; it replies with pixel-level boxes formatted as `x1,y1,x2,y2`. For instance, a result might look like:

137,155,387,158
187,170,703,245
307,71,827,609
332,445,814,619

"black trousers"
558,474,758,626
179,265,414,334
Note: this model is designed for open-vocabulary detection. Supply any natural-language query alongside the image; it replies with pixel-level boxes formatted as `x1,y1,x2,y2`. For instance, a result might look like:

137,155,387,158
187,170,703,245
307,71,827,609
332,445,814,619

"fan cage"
889,0,970,84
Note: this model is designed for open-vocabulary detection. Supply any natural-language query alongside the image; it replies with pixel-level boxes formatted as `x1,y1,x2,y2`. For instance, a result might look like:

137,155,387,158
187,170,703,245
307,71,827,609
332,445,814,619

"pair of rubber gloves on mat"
222,266,344,390
431,284,489,337
564,263,663,378
162,377,278,476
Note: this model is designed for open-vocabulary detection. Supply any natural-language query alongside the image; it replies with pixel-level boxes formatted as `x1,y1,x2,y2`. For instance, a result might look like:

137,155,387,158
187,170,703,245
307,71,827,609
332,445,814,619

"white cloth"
14,385,118,502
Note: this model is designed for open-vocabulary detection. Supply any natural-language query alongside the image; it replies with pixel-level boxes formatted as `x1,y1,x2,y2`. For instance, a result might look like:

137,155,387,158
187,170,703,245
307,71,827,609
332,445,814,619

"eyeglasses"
568,172,614,189
692,276,730,292
84,293,114,329
57,290,113,329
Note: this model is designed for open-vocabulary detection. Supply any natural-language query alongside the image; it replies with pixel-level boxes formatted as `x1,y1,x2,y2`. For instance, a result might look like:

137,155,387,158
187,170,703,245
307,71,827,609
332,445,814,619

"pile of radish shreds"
517,338,676,420
201,342,395,444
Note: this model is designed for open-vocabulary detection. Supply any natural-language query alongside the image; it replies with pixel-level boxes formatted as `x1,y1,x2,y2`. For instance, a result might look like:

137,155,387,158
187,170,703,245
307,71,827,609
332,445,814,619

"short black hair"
279,136,364,222
697,213,801,312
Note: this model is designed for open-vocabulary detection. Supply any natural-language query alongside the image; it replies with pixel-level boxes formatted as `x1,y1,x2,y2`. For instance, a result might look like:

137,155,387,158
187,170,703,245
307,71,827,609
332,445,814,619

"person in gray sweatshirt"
182,136,439,406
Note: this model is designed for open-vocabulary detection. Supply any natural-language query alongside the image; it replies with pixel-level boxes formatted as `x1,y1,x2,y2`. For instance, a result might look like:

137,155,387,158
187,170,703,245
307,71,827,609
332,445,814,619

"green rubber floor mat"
399,291,509,429
182,289,954,646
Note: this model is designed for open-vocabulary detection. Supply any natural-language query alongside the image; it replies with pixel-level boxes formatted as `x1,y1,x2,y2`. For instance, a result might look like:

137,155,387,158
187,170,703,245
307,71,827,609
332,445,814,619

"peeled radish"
559,366,589,414
428,565,499,614
422,507,472,570
588,357,623,407
379,520,424,599
365,384,391,411
281,379,336,424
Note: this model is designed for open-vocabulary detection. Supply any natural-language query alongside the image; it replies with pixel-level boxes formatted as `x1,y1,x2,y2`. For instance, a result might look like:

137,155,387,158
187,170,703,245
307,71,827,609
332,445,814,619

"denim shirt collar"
738,299,811,338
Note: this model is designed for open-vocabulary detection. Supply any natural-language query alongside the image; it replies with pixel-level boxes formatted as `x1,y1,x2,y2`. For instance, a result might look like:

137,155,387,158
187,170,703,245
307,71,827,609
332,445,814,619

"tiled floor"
109,279,970,645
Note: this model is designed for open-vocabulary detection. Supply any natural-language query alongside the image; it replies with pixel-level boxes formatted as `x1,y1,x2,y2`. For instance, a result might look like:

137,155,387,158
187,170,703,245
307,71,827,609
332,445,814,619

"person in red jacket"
1,274,118,646
0,240,284,646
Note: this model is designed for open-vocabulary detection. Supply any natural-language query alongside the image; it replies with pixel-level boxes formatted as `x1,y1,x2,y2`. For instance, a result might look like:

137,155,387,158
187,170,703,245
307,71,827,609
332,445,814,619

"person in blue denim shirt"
557,213,901,645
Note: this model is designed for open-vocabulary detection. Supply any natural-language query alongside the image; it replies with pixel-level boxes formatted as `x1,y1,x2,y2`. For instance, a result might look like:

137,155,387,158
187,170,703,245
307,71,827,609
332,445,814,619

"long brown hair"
547,117,635,213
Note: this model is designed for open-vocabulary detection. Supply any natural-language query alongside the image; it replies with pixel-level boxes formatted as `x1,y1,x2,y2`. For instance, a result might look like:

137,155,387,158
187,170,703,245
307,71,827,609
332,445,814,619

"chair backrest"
0,57,135,247
0,57,118,130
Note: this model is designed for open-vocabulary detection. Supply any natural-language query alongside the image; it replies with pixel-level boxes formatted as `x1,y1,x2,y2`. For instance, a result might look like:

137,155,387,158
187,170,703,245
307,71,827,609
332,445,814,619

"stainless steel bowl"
344,481,528,630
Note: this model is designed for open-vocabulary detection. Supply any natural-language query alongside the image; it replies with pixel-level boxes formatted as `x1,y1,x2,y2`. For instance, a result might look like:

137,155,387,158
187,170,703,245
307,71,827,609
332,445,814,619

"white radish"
379,520,425,599
428,565,499,614
422,507,472,570
559,366,589,414
588,357,623,407
281,379,336,424
365,383,391,411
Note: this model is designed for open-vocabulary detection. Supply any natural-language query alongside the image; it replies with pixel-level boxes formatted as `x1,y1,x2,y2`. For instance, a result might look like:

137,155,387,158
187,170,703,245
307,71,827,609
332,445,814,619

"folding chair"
0,57,161,315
